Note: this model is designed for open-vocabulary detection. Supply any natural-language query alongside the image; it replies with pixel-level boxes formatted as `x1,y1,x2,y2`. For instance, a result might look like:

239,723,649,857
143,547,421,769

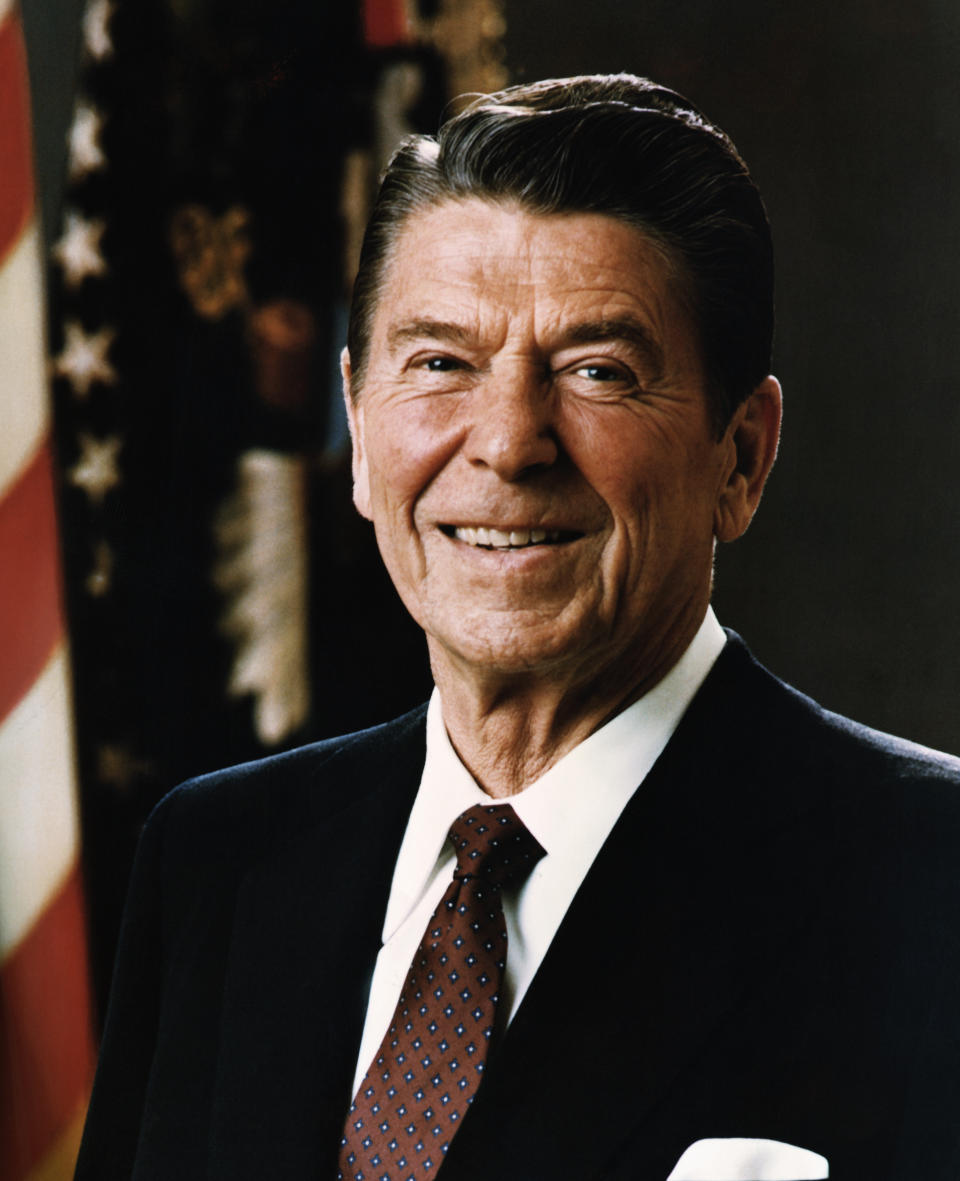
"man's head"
342,74,781,704
347,73,773,436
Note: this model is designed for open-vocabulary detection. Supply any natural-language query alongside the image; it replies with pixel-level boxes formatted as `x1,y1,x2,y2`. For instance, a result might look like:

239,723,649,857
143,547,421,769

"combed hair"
347,74,773,433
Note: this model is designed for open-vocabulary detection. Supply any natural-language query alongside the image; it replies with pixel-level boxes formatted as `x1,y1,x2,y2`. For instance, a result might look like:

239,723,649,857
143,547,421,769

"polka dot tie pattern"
337,803,545,1181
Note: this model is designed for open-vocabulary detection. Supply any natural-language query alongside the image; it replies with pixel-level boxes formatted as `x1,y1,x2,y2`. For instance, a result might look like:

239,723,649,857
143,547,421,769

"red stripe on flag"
362,0,411,47
0,8,35,264
0,865,95,1180
0,440,64,728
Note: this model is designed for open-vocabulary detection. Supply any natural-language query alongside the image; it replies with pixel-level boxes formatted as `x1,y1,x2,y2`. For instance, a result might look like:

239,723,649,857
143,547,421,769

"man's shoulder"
147,702,429,855
715,630,960,798
675,634,960,912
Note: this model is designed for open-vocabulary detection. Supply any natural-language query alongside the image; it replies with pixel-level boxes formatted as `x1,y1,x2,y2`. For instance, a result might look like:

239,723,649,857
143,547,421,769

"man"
76,75,960,1181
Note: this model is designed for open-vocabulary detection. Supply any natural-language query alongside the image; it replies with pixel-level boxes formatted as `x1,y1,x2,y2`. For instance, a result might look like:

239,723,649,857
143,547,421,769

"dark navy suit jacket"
75,635,960,1179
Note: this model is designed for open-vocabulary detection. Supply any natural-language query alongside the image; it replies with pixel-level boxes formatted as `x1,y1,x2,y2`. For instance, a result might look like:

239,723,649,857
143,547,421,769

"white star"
83,0,115,62
85,538,114,596
69,432,122,505
67,101,107,181
52,210,107,288
53,320,117,398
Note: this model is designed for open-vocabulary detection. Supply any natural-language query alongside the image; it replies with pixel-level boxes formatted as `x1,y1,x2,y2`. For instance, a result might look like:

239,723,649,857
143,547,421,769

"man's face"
345,199,746,691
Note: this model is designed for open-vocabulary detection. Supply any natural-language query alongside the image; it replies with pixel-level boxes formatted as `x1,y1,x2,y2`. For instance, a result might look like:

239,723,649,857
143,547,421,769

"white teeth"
452,526,564,548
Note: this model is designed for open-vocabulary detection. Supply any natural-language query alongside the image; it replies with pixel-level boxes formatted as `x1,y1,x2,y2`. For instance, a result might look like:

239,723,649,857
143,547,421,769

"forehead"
371,198,692,348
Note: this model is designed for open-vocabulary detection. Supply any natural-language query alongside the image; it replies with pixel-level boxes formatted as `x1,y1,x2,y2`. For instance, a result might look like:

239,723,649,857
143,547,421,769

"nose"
463,365,559,481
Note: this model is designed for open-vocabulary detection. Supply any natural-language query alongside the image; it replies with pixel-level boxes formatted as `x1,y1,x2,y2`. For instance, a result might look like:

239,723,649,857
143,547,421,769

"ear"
713,375,782,543
342,348,372,520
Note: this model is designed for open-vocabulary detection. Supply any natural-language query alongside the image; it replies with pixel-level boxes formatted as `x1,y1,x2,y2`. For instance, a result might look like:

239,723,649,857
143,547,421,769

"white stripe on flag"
0,1,14,32
0,217,48,500
0,645,80,958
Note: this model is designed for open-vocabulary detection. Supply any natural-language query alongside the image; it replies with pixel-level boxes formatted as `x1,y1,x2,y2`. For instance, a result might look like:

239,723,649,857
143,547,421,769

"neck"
429,612,705,798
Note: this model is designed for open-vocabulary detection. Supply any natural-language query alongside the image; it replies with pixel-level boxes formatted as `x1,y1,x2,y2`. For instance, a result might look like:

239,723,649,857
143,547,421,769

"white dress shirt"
351,608,727,1092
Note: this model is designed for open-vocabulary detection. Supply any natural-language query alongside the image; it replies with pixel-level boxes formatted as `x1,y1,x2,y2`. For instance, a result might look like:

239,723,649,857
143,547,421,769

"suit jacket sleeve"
73,709,427,1181
75,795,169,1179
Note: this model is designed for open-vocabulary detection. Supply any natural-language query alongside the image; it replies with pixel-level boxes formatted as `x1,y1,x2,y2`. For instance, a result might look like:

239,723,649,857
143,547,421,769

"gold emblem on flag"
420,0,508,103
169,204,252,320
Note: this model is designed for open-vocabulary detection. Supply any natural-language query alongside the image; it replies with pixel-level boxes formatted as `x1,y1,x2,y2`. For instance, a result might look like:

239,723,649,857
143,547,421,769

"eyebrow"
387,318,477,351
561,318,665,380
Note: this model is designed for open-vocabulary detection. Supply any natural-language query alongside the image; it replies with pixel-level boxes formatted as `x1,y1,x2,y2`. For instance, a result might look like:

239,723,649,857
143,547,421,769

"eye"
565,360,640,392
573,363,625,382
557,357,644,401
422,355,462,372
405,350,474,391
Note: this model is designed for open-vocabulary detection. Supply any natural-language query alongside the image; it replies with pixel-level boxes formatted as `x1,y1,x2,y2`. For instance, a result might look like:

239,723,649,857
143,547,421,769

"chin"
429,614,595,679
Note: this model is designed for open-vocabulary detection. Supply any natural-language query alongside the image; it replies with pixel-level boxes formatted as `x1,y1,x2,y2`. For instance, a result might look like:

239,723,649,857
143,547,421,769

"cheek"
567,427,720,552
365,411,427,494
560,419,651,522
364,400,463,516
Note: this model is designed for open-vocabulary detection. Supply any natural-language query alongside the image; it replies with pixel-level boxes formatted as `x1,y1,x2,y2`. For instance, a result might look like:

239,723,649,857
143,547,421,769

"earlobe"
342,348,373,520
714,375,782,543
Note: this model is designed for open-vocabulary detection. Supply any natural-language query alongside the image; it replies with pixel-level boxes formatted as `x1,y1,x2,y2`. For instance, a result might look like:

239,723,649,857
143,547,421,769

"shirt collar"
382,608,726,941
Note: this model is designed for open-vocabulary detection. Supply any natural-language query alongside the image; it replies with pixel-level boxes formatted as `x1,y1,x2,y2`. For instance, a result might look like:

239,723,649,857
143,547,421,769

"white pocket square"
666,1137,829,1180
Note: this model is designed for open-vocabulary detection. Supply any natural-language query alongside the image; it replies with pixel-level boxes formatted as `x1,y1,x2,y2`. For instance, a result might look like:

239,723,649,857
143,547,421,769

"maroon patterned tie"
338,803,545,1181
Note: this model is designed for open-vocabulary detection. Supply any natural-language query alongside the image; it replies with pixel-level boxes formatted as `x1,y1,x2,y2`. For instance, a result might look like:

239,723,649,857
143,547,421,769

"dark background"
18,0,960,1016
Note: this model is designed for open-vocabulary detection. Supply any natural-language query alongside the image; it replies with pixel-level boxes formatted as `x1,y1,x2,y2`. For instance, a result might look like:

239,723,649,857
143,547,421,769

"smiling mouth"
442,525,582,550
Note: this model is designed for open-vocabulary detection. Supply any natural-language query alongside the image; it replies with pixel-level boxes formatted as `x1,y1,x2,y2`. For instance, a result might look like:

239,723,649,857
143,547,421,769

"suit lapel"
442,638,838,1180
207,710,427,1181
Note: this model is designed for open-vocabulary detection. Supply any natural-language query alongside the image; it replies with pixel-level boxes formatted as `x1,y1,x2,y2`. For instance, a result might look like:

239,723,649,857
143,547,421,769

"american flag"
0,3,96,1177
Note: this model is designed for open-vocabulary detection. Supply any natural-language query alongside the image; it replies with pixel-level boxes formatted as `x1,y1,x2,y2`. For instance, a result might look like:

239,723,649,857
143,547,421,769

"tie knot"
447,803,545,891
